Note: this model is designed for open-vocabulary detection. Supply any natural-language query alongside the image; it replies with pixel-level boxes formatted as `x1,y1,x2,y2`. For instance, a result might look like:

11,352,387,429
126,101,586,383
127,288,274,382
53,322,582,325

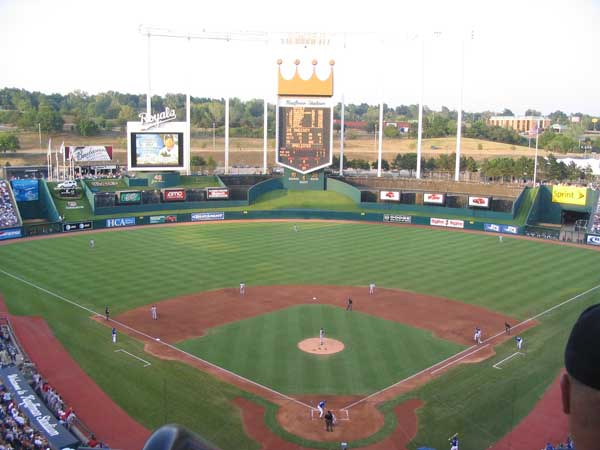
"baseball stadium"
1,18,600,450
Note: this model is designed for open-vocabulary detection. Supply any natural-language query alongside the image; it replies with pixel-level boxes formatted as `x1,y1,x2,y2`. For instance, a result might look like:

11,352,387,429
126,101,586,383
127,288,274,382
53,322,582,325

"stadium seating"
0,181,19,229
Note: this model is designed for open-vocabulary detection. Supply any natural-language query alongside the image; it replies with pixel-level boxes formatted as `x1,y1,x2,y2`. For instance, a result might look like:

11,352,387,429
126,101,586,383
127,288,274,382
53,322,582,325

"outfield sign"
162,189,186,202
430,218,464,229
65,201,84,210
150,215,177,224
587,235,600,246
207,188,229,200
10,179,39,202
380,191,400,201
469,196,490,208
63,221,92,232
424,193,445,205
117,191,142,205
0,228,22,241
66,146,113,162
191,212,225,221
383,214,411,224
552,186,587,206
106,217,136,228
138,107,177,130
0,367,79,450
484,223,520,235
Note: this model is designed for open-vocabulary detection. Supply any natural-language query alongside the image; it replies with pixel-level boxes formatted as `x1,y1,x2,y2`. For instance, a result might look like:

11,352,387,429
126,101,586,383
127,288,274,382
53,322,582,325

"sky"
0,0,599,116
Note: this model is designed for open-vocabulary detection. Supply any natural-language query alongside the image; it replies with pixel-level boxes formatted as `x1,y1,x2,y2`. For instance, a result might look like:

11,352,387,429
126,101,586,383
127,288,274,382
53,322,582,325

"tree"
371,159,390,171
75,117,99,136
0,133,20,153
501,108,514,116
205,156,217,173
525,109,542,116
117,105,139,126
383,125,399,138
191,155,206,172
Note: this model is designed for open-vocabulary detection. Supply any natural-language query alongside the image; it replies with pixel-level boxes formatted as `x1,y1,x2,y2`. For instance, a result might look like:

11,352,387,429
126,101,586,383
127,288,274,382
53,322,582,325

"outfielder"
319,328,325,346
317,400,326,418
89,239,95,249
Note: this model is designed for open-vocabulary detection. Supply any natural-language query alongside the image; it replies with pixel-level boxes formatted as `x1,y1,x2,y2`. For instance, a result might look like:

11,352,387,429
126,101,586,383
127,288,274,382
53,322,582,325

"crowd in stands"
542,435,575,449
0,181,19,229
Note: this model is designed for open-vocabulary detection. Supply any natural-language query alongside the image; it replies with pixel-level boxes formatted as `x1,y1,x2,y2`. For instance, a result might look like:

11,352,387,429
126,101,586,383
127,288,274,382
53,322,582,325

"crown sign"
277,59,334,97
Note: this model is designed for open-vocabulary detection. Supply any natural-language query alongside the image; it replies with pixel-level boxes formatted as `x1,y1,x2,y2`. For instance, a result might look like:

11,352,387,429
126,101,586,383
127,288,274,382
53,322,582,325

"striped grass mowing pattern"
177,304,465,395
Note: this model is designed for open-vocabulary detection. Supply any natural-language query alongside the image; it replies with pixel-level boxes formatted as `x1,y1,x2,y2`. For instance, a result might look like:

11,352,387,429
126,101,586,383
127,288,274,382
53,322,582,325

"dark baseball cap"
565,303,600,390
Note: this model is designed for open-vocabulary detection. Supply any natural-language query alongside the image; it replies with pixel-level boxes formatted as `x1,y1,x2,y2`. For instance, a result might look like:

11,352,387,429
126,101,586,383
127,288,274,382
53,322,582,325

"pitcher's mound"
297,338,345,355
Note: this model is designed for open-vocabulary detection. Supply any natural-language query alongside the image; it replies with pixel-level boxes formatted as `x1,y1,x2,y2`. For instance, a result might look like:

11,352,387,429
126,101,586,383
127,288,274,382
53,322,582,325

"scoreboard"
276,97,333,174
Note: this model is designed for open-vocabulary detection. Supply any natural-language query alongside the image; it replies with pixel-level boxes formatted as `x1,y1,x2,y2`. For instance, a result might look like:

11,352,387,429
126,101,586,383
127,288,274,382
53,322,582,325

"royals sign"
138,107,177,130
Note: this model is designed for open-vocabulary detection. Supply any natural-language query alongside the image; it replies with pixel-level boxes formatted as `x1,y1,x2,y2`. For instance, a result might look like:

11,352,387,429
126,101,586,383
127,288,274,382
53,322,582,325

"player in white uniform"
112,327,117,344
89,239,95,249
239,282,245,295
319,328,325,346
474,327,482,344
151,305,158,320
369,283,376,295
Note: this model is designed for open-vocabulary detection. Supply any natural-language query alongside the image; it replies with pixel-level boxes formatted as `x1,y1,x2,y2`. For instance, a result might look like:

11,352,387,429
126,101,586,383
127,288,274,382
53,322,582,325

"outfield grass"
178,305,464,395
0,222,598,449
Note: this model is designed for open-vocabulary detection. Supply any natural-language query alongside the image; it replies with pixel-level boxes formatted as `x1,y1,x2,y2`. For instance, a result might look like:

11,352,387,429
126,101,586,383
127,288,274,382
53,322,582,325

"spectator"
561,303,600,450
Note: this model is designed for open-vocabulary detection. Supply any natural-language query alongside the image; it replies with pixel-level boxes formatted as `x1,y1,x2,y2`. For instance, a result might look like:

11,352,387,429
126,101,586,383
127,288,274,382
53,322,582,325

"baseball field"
0,221,599,450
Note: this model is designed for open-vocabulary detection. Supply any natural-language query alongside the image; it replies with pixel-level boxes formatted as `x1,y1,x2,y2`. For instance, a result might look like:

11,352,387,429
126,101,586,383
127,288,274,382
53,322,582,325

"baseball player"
293,224,298,232
239,282,245,295
89,239,95,249
449,435,459,450
499,235,503,243
505,322,511,335
111,327,117,344
151,305,158,320
369,283,376,295
319,328,325,346
474,327,482,344
346,297,353,311
516,336,523,350
105,306,110,321
317,400,326,418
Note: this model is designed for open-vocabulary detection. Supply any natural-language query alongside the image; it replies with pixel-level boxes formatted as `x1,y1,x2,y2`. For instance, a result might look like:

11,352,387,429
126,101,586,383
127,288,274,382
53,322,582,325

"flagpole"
533,119,540,186
47,139,52,181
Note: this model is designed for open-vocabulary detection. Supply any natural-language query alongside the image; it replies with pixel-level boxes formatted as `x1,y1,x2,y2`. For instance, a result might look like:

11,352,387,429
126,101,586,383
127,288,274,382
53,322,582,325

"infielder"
151,305,158,320
317,400,326,418
319,328,325,346
239,282,245,295
369,283,376,295
516,336,523,350
105,306,110,321
346,297,353,311
505,322,511,335
111,327,117,344
474,327,482,344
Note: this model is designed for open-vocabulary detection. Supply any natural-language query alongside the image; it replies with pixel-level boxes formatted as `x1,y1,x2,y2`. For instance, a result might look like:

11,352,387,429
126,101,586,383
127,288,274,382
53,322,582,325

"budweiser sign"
138,107,177,129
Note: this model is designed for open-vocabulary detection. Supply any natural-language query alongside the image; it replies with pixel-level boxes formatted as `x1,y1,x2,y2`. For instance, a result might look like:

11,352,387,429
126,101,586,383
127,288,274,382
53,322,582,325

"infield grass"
178,304,464,395
0,222,599,449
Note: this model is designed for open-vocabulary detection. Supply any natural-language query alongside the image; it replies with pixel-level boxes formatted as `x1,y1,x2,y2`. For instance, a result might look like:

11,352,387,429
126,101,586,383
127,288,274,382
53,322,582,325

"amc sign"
162,189,186,202
469,196,490,208
424,193,445,205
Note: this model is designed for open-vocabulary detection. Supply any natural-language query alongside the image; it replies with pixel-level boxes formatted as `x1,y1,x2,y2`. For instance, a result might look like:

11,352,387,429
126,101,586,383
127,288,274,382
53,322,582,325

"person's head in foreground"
561,303,600,450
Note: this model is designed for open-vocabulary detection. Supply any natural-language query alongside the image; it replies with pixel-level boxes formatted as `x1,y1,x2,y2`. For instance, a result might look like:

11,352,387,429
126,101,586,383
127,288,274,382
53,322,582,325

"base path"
0,296,151,450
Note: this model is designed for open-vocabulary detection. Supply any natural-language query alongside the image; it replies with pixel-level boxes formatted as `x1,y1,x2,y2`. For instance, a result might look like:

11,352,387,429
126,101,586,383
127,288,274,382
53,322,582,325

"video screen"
130,132,184,168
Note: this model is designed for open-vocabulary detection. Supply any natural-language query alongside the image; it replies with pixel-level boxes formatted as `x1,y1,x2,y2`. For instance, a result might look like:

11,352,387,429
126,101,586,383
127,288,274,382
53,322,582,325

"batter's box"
310,408,350,421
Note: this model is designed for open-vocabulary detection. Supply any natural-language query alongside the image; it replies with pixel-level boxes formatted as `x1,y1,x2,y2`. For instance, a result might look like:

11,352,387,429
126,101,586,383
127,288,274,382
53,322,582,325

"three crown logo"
277,59,334,97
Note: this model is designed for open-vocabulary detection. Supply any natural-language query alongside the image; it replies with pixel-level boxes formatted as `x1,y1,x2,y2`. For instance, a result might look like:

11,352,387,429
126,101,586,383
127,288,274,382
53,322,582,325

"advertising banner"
207,188,229,200
65,201,84,210
63,222,92,232
424,193,445,205
430,218,447,227
10,179,39,202
552,186,587,205
106,217,136,228
149,215,177,224
0,228,22,241
447,219,465,229
484,223,520,235
0,367,79,450
191,212,225,221
117,191,141,205
66,146,113,161
380,191,400,201
162,189,186,202
130,132,184,168
383,214,412,224
468,196,490,208
587,235,600,246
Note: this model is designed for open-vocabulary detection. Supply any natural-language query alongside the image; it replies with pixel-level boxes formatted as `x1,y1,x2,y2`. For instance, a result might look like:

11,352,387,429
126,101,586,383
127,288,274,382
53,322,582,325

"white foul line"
342,282,600,410
492,352,524,370
430,344,489,375
0,268,313,410
114,349,151,367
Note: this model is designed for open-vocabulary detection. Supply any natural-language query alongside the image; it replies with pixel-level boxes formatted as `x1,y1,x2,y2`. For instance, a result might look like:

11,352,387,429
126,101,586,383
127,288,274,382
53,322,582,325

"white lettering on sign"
139,107,177,129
